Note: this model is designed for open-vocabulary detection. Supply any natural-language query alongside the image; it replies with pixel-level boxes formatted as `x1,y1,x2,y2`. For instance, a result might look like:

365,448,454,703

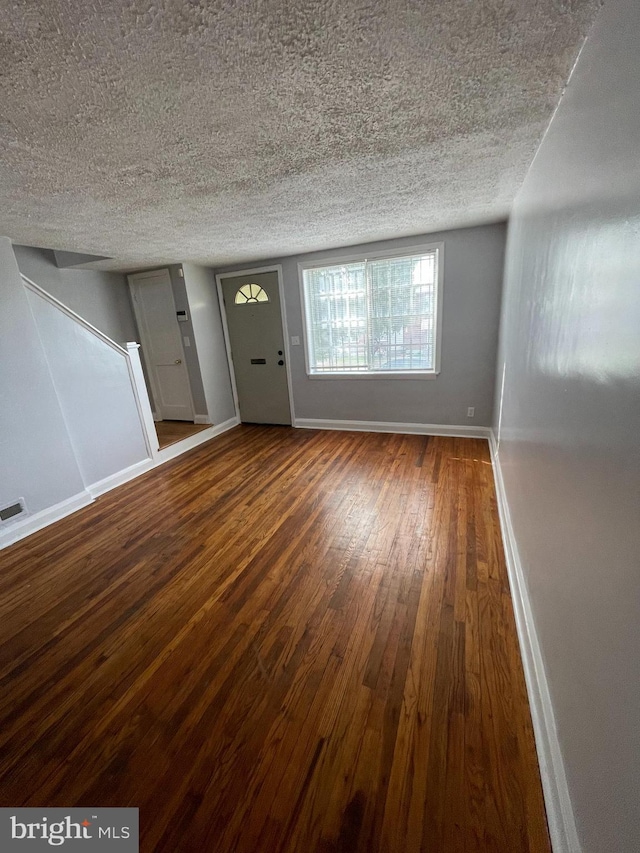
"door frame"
128,268,195,423
215,264,295,425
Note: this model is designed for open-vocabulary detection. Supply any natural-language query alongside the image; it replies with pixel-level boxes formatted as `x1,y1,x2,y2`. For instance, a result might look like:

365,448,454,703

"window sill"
306,371,440,381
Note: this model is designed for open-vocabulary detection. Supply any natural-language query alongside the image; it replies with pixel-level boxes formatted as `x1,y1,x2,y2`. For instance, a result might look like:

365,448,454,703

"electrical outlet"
183,336,191,347
467,407,475,418
291,336,300,346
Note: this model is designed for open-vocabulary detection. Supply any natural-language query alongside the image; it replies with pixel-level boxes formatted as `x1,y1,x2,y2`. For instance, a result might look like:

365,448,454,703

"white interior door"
220,271,291,425
129,269,194,421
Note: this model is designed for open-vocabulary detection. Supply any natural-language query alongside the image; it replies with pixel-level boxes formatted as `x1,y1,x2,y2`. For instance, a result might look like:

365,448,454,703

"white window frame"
298,242,444,379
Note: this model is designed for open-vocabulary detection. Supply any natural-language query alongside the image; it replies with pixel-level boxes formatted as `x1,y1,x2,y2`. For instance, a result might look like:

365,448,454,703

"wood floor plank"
0,426,550,852
154,420,210,449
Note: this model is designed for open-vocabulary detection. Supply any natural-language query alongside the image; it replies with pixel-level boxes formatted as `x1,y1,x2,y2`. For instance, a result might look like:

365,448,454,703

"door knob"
175,359,182,364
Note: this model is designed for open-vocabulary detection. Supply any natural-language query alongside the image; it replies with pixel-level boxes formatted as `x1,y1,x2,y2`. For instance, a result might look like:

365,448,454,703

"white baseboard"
0,491,93,550
87,458,155,499
294,417,491,439
157,416,240,463
152,412,162,422
488,431,580,853
193,415,211,425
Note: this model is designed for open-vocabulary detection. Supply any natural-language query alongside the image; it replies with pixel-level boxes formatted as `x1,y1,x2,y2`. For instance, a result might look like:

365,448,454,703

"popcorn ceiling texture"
0,0,600,271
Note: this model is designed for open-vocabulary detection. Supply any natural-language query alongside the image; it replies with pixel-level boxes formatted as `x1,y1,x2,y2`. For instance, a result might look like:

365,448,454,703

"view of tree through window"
302,249,439,373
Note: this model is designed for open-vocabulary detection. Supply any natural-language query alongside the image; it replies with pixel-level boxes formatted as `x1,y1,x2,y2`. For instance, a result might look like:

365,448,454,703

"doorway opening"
128,268,195,423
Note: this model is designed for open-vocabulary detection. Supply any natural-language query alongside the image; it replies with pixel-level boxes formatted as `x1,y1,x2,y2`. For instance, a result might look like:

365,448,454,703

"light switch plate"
291,336,300,346
183,336,191,347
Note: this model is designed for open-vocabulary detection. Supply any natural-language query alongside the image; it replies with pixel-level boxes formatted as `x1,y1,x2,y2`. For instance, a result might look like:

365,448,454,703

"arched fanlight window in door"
235,283,269,304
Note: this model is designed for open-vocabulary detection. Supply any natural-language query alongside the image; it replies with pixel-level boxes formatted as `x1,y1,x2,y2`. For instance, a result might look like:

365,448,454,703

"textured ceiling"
0,0,600,271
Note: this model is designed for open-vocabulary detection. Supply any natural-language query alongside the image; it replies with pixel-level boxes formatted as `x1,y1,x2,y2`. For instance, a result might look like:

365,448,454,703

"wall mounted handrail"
21,273,159,460
21,274,129,356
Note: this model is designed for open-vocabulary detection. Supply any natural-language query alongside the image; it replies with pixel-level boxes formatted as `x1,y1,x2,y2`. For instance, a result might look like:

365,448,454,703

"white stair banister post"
126,342,159,458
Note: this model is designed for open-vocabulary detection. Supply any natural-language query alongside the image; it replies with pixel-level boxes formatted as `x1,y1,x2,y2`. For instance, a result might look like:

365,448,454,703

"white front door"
220,271,291,425
129,269,194,421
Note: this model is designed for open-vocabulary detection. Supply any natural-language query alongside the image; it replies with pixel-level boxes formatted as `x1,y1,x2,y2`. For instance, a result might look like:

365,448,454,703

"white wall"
14,245,138,344
216,222,506,427
182,263,236,425
0,238,86,520
26,288,151,488
493,1,640,849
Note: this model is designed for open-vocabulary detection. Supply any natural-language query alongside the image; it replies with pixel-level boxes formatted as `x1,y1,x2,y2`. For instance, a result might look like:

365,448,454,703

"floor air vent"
0,499,27,525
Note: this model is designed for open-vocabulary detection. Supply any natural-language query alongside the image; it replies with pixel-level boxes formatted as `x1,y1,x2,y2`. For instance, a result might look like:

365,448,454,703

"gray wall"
493,1,640,850
182,263,236,425
15,245,159,420
13,245,139,344
26,286,150,488
217,222,506,426
0,238,85,518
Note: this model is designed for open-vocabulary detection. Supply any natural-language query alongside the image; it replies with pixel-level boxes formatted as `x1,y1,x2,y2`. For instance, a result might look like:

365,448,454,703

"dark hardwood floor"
0,426,550,852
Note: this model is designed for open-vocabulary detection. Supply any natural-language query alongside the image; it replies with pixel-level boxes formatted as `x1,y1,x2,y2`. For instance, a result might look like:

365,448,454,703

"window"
235,283,269,304
299,244,442,376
